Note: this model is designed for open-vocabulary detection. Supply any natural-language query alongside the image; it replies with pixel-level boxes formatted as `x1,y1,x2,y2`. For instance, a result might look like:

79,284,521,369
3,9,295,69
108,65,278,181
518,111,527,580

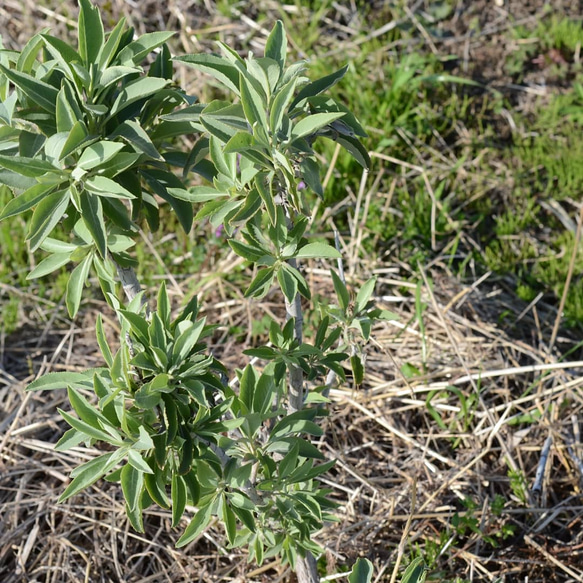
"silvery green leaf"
27,252,72,279
172,473,187,527
0,91,17,124
245,267,275,299
85,175,136,199
291,112,345,140
78,0,104,65
111,120,162,160
41,34,81,76
59,120,90,160
65,252,92,317
26,370,94,392
0,154,56,177
264,20,287,71
335,135,371,169
401,558,427,583
0,65,58,112
116,31,175,66
78,141,125,170
16,31,46,74
80,191,107,257
108,77,170,119
58,406,119,443
176,502,213,548
54,428,87,451
307,95,368,137
58,451,123,502
56,82,82,132
239,73,268,132
27,188,70,251
277,266,297,303
331,270,350,312
355,277,377,313
95,314,113,367
127,450,154,474
121,461,144,514
295,242,341,259
269,77,297,134
167,186,229,203
98,65,139,89
348,558,374,583
289,64,348,110
0,182,55,221
175,53,241,95
97,17,127,68
44,132,69,164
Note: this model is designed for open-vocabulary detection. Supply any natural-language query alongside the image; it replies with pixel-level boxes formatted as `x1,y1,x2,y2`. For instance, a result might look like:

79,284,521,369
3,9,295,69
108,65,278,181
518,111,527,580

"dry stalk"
389,478,417,583
549,203,583,353
417,264,525,491
524,534,583,581
532,434,553,496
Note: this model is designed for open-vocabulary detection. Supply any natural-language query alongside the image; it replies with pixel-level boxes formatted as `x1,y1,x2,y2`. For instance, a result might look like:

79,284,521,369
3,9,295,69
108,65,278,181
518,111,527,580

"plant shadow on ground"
1,0,583,582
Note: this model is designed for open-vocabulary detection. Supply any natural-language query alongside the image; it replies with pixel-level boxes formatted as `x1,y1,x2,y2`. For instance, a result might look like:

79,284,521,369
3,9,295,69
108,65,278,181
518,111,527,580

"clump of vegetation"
1,1,583,582
0,1,411,582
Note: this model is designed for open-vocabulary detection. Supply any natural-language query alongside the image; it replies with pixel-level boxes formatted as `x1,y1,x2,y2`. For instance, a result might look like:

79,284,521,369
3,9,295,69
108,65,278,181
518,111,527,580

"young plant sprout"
0,2,414,582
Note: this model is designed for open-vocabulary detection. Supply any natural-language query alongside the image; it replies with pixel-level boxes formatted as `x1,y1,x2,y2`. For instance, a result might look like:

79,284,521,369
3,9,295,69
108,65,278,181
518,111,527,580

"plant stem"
113,263,144,356
285,256,305,414
296,553,319,583
284,249,319,583
115,263,143,303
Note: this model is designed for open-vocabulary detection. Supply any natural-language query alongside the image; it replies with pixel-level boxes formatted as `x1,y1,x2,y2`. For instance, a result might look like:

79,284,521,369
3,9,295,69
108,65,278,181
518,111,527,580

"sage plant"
0,2,404,581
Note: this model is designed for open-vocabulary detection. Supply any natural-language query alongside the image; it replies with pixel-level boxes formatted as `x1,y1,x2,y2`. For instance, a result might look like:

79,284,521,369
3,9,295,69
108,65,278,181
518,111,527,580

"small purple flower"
214,224,224,238
297,181,306,190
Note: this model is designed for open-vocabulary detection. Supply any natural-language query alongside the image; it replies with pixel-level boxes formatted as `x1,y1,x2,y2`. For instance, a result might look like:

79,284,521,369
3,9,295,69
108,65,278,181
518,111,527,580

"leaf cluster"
172,21,369,232
328,272,398,385
28,282,338,565
0,0,201,316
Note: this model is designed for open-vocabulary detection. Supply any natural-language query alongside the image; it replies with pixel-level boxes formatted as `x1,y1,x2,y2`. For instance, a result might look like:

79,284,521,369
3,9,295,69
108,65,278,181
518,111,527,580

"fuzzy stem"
115,263,143,303
283,232,319,583
296,553,319,583
113,263,144,356
285,256,305,413
284,289,320,581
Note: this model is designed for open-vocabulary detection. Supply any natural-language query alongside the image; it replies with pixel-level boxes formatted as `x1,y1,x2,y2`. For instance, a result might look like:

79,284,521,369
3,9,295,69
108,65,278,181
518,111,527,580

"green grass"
514,13,583,54
471,82,583,325
288,8,583,330
506,13,583,81
4,7,581,333
0,187,30,287
1,186,32,334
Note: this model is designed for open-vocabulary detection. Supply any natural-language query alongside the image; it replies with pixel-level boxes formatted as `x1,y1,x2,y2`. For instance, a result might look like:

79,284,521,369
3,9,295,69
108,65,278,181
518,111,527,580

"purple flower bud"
297,181,306,190
214,224,224,238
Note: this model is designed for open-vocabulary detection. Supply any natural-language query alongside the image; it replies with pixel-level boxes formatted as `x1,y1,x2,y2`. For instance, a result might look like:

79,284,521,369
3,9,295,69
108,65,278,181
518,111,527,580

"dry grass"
2,1,583,582
3,263,583,581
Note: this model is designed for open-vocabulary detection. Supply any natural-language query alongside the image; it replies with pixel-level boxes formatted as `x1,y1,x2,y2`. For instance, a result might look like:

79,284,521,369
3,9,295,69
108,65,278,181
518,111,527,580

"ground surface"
1,1,583,582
